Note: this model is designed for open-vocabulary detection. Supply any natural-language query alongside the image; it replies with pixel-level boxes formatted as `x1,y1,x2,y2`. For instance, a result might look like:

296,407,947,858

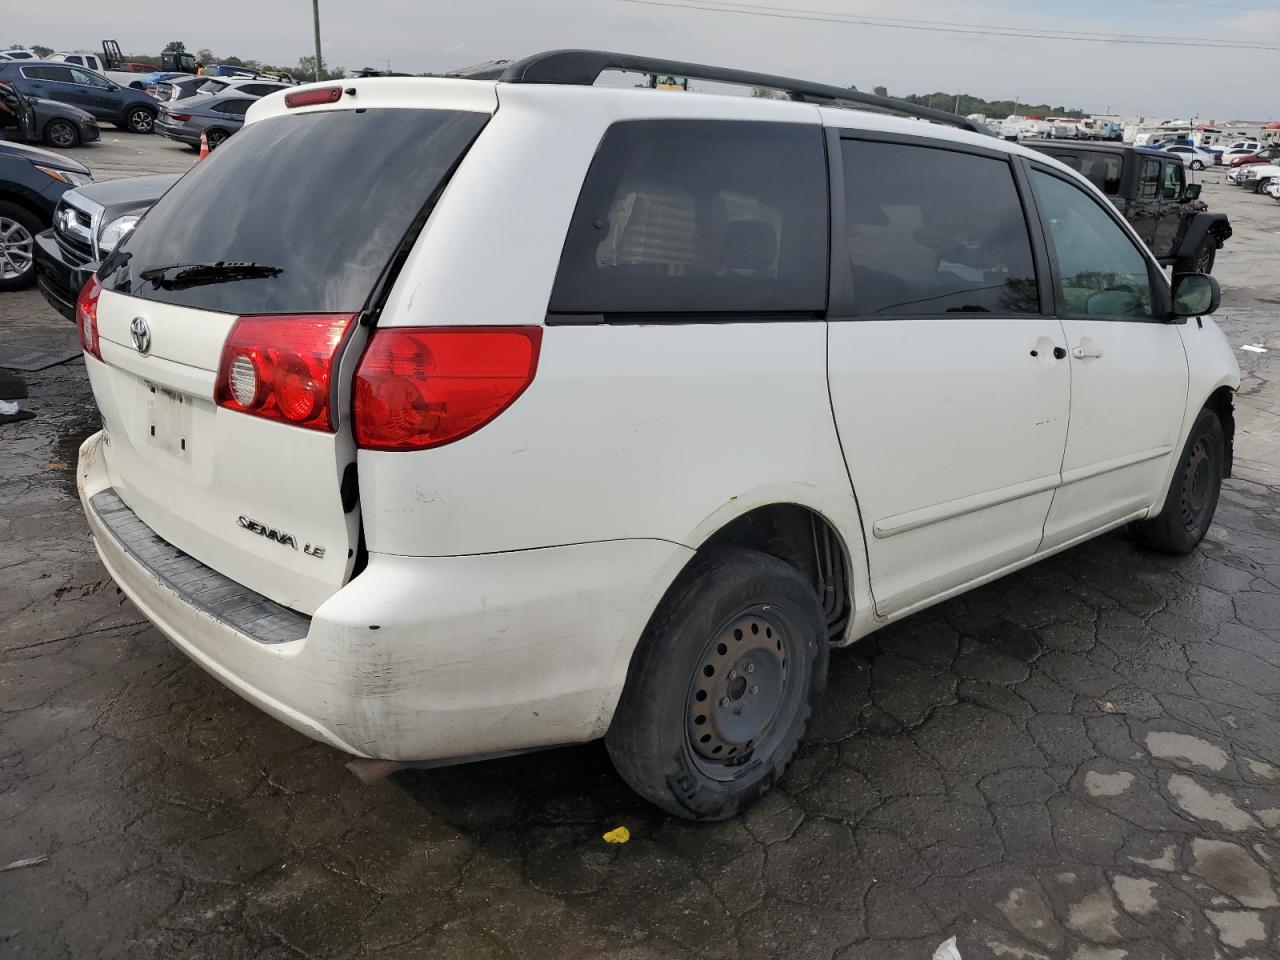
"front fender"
1173,212,1231,260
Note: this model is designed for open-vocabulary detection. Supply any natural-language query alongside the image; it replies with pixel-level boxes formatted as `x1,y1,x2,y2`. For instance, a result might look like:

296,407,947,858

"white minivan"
75,51,1240,820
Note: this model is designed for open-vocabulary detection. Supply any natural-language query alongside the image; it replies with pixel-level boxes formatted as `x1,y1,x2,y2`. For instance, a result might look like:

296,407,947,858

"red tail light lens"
353,327,542,451
167,112,191,121
214,314,356,432
76,275,102,361
285,86,343,109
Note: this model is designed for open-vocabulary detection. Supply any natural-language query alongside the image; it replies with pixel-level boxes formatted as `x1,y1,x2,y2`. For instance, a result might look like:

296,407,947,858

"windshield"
99,108,489,314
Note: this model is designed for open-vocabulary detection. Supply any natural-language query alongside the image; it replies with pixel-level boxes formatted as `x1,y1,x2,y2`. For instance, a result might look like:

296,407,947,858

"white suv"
75,51,1240,820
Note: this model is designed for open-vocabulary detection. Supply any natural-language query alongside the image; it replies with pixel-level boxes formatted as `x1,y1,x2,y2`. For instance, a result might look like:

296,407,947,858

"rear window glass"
549,120,828,316
100,108,488,314
1043,150,1124,195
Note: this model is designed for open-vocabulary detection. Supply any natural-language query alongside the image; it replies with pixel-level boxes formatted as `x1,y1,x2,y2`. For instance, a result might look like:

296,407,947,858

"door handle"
1072,344,1104,359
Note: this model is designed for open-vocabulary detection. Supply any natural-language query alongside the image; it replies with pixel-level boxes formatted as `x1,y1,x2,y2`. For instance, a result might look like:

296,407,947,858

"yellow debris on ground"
602,826,631,844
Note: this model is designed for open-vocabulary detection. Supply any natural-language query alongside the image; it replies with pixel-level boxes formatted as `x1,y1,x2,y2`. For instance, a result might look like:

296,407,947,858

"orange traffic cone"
197,130,209,161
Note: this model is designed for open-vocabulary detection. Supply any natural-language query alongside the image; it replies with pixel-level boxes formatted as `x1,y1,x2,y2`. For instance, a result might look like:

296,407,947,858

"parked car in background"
34,172,177,317
192,76,291,99
1163,144,1217,170
0,50,39,61
49,50,153,90
0,61,159,133
1026,140,1230,273
155,93,253,150
0,81,101,148
0,139,91,289
1265,178,1280,201
74,54,1238,821
1230,144,1280,168
1239,162,1280,194
149,76,207,103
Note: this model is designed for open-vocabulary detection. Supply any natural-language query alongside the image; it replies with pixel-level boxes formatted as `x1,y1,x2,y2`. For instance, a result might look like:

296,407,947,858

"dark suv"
0,61,159,134
1026,141,1230,274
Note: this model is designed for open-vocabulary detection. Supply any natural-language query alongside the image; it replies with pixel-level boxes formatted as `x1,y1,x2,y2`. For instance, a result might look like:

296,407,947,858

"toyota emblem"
130,317,151,355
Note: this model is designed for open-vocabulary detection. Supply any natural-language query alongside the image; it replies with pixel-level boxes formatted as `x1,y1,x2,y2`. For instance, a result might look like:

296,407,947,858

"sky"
4,0,1278,119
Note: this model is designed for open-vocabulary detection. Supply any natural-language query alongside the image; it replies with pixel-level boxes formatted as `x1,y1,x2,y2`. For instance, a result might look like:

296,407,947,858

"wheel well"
700,504,852,641
1205,386,1235,478
0,192,50,230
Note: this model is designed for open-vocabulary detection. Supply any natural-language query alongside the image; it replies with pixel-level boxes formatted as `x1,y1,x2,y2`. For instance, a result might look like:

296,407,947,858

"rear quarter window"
549,119,829,317
99,108,489,314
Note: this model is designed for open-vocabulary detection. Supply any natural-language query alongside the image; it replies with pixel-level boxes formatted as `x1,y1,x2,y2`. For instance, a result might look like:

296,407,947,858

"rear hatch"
86,84,492,613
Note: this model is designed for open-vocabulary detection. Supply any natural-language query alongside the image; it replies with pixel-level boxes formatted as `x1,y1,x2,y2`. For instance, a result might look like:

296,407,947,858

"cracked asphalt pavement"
4,140,1280,959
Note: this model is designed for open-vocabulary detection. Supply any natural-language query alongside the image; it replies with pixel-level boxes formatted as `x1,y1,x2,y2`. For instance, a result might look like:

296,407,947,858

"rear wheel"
124,107,154,134
1134,407,1224,554
0,202,39,291
206,129,229,149
1190,159,1205,170
606,547,828,820
43,119,80,149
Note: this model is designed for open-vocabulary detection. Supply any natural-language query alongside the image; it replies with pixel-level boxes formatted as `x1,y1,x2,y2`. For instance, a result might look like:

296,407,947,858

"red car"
1231,145,1280,167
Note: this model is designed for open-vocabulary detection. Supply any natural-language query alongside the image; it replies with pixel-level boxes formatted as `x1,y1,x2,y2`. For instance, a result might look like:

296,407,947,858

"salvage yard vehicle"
0,61,159,133
1026,140,1229,274
0,139,90,290
155,93,254,150
1238,162,1280,194
0,80,101,148
75,51,1240,821
34,173,177,318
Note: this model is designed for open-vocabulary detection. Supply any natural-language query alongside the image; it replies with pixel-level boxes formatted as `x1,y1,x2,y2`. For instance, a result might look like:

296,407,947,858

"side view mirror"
106,83,119,92
1183,183,1203,201
1172,272,1220,319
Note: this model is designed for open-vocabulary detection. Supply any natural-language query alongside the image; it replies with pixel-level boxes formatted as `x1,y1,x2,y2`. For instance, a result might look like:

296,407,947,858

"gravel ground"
2,138,1280,960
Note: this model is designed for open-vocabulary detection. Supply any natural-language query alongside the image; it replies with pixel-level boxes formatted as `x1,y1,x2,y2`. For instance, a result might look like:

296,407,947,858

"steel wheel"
0,216,34,283
1178,432,1218,533
128,108,154,134
45,119,79,149
685,608,799,778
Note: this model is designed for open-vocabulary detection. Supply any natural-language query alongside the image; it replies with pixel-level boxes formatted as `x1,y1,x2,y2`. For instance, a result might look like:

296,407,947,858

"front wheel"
1134,407,1225,554
606,547,828,820
43,118,80,149
1252,177,1271,194
0,202,40,291
124,107,154,134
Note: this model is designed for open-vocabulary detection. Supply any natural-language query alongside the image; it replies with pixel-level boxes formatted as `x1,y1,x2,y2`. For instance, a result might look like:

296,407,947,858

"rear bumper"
34,228,93,321
78,431,688,761
154,120,200,146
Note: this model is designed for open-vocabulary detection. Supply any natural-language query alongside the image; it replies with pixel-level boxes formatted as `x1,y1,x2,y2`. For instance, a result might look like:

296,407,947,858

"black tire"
1134,407,1225,554
1191,160,1204,170
605,547,828,820
124,107,154,134
43,118,80,149
206,129,229,149
0,201,40,291
1175,235,1217,276
1252,177,1271,194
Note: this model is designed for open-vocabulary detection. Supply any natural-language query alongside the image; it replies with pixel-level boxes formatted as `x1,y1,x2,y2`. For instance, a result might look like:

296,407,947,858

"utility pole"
312,0,323,82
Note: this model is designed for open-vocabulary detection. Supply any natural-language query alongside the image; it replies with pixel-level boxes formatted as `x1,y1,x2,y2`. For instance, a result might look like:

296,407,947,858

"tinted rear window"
1043,150,1124,196
100,108,488,314
549,120,828,316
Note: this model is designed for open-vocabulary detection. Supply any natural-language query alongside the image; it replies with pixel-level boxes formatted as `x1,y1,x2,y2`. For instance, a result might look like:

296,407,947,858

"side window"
549,120,829,316
1139,159,1162,199
214,99,251,117
22,65,69,82
1031,169,1155,320
67,56,83,66
1163,162,1185,200
70,68,109,89
841,139,1039,316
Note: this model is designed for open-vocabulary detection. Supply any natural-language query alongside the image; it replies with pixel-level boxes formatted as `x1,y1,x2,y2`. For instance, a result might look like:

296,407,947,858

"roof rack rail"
498,49,992,137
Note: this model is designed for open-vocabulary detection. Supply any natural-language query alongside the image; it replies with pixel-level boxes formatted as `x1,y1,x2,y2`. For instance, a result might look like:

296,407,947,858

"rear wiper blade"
139,261,283,290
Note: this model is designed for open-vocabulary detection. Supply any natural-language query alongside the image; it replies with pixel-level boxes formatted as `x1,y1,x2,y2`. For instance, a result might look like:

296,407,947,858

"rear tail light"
353,327,542,451
285,86,343,109
76,275,102,361
214,314,356,432
166,112,191,121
